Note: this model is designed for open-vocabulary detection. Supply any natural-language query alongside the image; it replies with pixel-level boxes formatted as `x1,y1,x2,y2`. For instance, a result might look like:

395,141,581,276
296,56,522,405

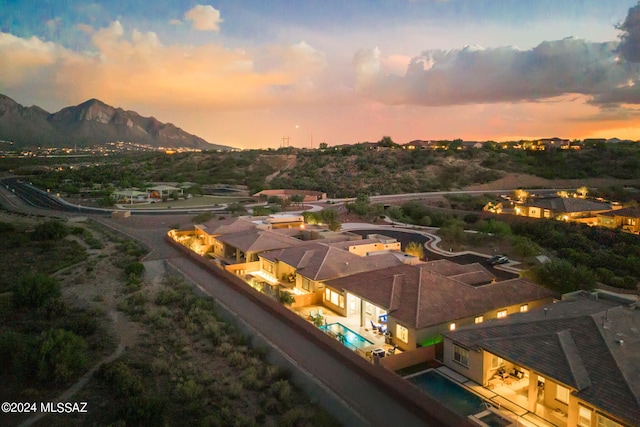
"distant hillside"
0,94,232,150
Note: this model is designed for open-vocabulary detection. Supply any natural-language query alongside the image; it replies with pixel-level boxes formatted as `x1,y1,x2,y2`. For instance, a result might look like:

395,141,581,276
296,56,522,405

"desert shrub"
64,313,98,337
13,274,61,308
33,220,68,241
96,360,145,398
155,289,180,306
125,262,145,277
37,328,87,383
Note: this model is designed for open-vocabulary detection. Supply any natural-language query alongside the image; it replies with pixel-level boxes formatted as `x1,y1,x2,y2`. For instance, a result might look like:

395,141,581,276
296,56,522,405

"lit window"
490,355,504,369
338,295,344,309
578,406,592,427
302,277,311,291
474,316,484,324
325,289,330,300
453,345,469,367
556,384,570,404
330,290,339,306
497,310,507,319
597,414,624,427
264,261,274,273
449,323,456,331
396,324,409,343
520,304,528,313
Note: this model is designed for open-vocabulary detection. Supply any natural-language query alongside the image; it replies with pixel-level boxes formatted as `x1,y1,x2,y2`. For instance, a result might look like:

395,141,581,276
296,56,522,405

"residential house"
441,290,640,427
148,184,183,199
253,189,327,202
597,206,640,234
258,239,408,297
538,137,571,150
515,196,612,223
324,260,556,351
403,140,435,150
195,217,259,249
213,228,304,264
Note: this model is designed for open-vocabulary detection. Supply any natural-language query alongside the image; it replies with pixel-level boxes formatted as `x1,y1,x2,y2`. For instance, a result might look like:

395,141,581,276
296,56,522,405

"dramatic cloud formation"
2,0,640,146
184,5,223,32
0,21,328,112
354,38,640,107
618,2,640,63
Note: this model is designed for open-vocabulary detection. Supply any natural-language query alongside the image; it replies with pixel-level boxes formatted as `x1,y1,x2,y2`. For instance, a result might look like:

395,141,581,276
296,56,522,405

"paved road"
347,227,518,281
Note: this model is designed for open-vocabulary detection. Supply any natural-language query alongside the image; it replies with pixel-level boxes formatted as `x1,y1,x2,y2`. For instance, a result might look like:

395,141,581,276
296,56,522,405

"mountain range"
0,94,231,150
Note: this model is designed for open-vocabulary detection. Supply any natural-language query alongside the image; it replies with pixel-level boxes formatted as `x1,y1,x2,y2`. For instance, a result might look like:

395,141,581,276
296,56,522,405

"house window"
556,384,569,404
474,316,484,324
578,406,592,427
325,288,340,306
263,261,274,274
490,355,504,370
497,310,507,319
302,277,311,291
453,345,469,367
338,294,344,309
597,414,623,427
520,304,528,313
396,324,409,343
449,323,456,331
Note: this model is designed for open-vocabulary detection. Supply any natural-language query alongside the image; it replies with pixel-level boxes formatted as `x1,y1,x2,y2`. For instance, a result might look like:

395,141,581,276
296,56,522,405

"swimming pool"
320,322,373,351
405,369,486,416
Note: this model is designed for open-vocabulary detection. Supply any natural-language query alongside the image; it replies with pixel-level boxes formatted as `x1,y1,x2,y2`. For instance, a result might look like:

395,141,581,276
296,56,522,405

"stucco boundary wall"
380,346,436,372
166,235,474,427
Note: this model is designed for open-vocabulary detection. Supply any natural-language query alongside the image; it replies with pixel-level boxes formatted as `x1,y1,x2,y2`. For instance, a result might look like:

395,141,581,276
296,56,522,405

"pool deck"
428,367,561,427
293,304,398,356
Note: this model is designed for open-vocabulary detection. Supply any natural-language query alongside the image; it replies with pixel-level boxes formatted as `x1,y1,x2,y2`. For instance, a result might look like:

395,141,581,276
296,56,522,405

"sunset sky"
2,1,640,149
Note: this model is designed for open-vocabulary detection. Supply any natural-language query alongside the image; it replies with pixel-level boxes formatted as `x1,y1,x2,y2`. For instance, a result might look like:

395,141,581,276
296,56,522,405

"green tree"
279,291,295,306
320,209,341,231
438,220,466,246
290,194,304,208
377,136,397,148
13,274,61,308
38,328,87,383
524,259,596,294
34,220,69,241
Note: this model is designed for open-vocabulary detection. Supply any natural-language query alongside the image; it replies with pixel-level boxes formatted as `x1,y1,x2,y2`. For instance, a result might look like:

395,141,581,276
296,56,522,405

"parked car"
488,255,509,265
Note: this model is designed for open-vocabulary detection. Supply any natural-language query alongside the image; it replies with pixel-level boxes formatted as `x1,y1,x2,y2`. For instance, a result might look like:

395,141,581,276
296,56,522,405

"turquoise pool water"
406,370,486,416
320,322,373,351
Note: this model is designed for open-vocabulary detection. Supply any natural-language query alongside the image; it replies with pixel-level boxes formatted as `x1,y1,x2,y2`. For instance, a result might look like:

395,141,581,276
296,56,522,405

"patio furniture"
386,345,398,356
369,320,379,333
309,309,317,320
318,308,323,317
378,323,387,334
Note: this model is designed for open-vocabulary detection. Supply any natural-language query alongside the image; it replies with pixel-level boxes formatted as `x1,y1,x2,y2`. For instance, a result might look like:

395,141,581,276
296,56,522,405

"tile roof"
260,242,403,281
443,293,640,425
523,197,611,213
216,229,303,253
325,261,554,329
598,206,640,218
199,217,257,235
